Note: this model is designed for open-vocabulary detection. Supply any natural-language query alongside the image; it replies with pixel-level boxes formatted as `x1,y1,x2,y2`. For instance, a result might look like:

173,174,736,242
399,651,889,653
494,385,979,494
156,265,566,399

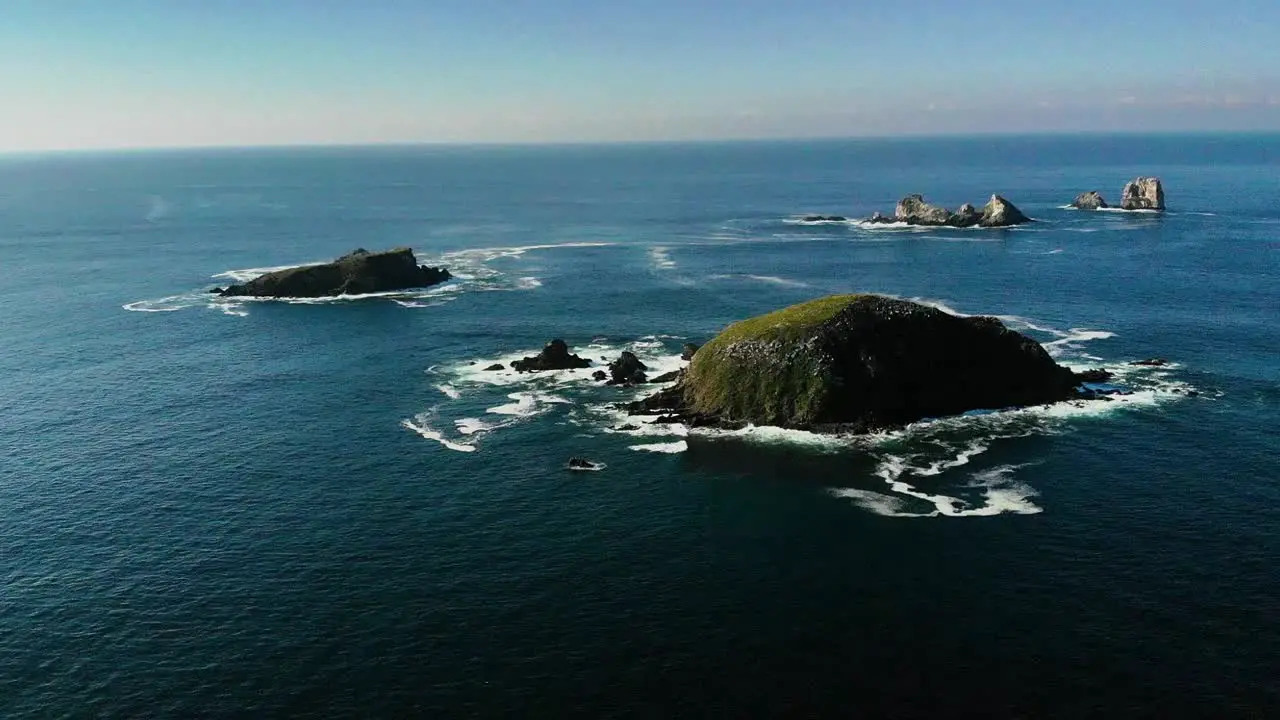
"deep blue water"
1,136,1277,717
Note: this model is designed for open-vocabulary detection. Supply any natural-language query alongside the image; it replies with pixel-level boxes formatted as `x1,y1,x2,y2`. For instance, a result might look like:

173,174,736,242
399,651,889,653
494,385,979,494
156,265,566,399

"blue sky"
2,0,1278,150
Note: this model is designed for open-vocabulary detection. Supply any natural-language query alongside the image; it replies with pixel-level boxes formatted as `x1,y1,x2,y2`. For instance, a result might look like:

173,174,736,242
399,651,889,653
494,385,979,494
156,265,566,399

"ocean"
1,135,1277,717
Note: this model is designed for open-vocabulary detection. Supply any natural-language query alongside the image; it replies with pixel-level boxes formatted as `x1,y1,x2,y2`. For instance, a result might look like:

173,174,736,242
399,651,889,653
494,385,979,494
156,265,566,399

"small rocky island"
629,295,1099,433
1070,177,1165,211
215,248,451,298
865,193,1030,228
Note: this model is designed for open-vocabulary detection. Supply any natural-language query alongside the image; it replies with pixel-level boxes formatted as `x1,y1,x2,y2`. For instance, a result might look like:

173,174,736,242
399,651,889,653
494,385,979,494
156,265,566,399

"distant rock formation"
980,194,1030,227
951,203,982,228
1120,177,1165,211
863,194,1032,229
218,247,451,298
1071,191,1109,210
895,194,953,226
511,339,591,373
801,215,848,222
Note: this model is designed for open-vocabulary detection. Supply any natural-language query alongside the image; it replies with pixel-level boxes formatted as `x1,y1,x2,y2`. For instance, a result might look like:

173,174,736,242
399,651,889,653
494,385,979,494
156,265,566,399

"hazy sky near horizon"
2,0,1278,150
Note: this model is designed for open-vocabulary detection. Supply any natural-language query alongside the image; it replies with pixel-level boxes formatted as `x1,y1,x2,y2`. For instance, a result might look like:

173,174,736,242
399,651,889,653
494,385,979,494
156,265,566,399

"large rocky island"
216,248,451,298
865,193,1031,228
630,295,1093,433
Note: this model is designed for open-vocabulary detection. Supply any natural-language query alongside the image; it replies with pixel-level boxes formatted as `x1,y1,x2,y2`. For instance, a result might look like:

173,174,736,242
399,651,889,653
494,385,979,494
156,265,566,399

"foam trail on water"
630,441,688,454
649,246,676,270
436,384,462,400
402,415,477,453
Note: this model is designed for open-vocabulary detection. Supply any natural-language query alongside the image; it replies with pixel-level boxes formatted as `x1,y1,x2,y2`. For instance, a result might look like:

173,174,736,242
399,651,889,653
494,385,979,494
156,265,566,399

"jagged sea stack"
630,295,1084,433
1120,177,1165,211
219,248,451,298
979,195,1030,227
1072,191,1109,210
894,194,953,226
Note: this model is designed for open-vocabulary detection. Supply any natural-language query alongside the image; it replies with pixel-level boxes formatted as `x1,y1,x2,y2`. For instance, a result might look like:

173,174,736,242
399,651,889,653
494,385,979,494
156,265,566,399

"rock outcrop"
895,194,953,226
629,295,1089,433
511,339,591,373
218,248,451,298
1071,191,1109,210
607,351,648,385
1120,177,1165,211
801,215,848,222
866,194,1031,229
951,203,982,228
681,343,701,361
979,194,1030,227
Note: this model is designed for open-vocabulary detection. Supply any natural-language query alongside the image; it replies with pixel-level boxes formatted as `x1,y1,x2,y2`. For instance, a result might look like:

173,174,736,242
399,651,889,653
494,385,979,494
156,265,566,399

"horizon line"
3,128,1279,157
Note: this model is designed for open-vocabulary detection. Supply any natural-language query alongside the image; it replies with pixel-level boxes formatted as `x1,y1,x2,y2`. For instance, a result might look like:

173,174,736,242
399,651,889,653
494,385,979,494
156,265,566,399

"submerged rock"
865,211,896,225
1072,191,1109,210
895,194,953,226
1075,368,1114,383
218,247,451,298
979,194,1030,227
1130,358,1169,367
568,457,603,471
511,339,591,373
629,295,1082,433
801,215,848,222
483,363,505,372
1120,177,1165,211
592,370,608,382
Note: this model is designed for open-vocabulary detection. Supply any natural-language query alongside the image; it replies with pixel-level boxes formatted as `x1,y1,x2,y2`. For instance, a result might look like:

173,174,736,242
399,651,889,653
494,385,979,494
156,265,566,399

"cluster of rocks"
1071,177,1165,211
865,193,1031,228
213,247,451,298
494,339,698,387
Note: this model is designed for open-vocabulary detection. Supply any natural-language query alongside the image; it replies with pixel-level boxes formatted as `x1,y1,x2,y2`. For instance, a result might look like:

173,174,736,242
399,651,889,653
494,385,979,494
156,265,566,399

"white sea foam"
146,195,170,222
708,273,811,288
649,246,676,270
122,295,193,312
630,441,688,454
486,391,571,418
436,384,462,400
401,415,477,453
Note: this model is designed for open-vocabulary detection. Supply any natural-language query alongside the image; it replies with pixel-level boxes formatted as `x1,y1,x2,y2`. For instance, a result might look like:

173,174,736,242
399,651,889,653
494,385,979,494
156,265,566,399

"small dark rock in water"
592,370,608,381
1071,191,1109,210
1120,177,1165,211
1131,358,1169,367
650,370,681,384
865,211,896,224
801,215,848,222
614,424,641,432
568,457,602,471
681,343,700,361
1075,368,1114,383
607,351,648,385
483,364,505,372
511,339,592,373
654,415,685,424
218,247,451,298
209,287,224,294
